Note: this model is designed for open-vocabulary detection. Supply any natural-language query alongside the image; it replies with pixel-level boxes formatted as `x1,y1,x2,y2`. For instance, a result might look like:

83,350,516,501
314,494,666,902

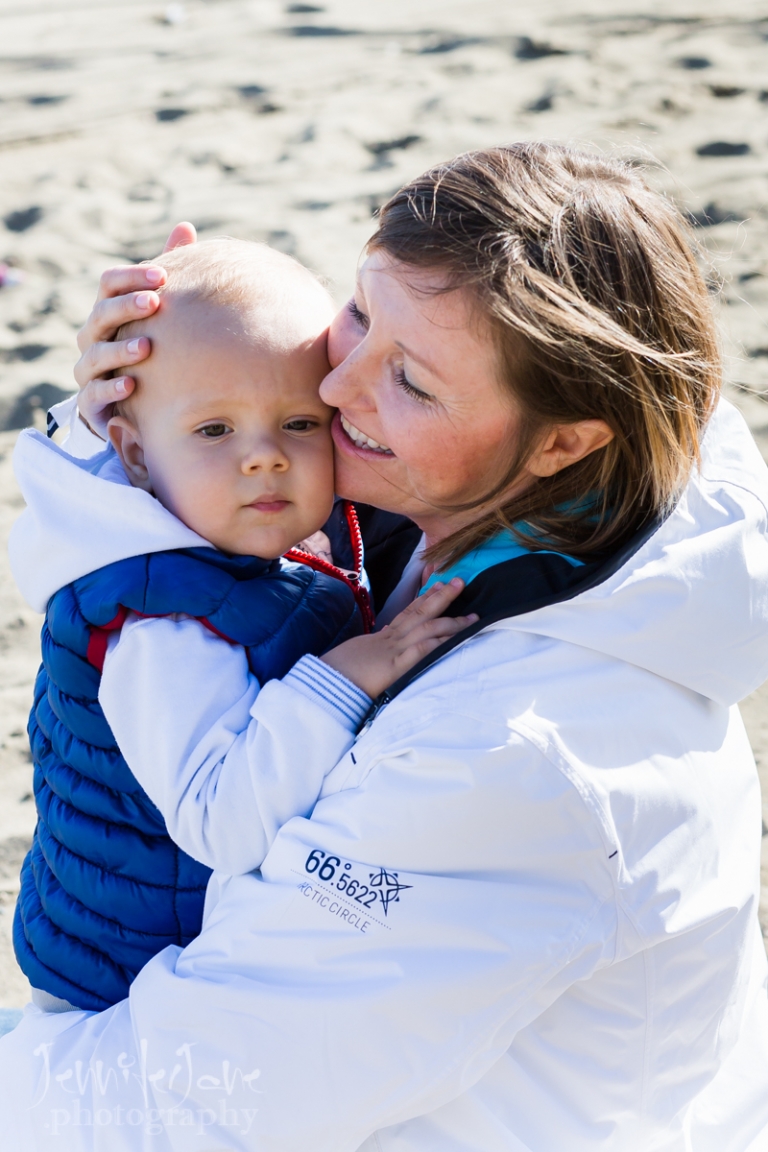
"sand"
1,0,767,1007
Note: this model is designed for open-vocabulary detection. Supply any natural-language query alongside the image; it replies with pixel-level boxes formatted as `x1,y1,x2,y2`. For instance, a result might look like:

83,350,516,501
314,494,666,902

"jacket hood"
505,398,768,706
9,430,209,613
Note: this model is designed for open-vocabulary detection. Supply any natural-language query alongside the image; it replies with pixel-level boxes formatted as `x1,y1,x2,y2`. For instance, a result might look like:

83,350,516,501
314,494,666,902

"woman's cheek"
382,397,434,466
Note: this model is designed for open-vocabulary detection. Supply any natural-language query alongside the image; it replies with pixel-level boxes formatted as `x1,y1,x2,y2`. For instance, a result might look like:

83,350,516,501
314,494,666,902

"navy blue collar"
359,514,664,732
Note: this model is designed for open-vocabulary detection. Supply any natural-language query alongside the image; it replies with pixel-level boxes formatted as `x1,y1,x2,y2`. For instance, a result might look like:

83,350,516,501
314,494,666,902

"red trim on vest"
284,501,375,633
85,501,373,672
86,606,129,672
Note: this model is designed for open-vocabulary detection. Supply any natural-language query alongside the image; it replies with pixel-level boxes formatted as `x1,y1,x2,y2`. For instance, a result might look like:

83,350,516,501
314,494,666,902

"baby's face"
110,296,335,559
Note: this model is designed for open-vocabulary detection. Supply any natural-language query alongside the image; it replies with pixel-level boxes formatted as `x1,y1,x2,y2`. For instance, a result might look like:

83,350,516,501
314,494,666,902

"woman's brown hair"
369,142,720,568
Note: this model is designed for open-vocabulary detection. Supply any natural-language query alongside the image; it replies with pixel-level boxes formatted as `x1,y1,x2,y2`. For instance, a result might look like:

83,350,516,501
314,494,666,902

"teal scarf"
420,527,583,595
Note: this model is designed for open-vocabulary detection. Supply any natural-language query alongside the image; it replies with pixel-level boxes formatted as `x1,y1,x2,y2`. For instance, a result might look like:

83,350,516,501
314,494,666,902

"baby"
10,239,468,1014
108,239,343,568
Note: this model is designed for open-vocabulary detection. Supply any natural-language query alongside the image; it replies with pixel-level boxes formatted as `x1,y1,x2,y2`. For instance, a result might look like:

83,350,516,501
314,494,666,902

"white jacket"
2,397,768,1151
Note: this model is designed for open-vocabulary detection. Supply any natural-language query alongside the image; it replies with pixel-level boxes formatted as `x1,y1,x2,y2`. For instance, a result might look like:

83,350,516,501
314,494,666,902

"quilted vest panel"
14,544,364,1011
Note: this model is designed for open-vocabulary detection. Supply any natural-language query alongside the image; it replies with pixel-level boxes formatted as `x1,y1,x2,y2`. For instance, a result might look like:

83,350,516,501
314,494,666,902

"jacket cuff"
284,655,372,733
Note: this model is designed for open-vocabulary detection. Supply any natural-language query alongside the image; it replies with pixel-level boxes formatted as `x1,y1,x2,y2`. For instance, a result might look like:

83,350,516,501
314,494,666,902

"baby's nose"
241,440,289,472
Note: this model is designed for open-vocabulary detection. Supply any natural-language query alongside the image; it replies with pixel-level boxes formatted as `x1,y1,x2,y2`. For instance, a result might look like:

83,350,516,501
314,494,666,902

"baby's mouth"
340,414,394,455
248,497,290,513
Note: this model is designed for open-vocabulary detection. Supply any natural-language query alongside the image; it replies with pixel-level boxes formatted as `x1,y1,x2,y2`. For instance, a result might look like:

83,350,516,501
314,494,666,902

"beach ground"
1,0,768,1005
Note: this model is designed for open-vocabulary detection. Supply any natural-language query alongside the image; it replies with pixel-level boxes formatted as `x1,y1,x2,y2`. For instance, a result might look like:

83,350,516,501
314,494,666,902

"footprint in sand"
418,36,482,55
237,86,281,114
526,91,555,113
687,202,746,227
155,108,190,122
286,25,356,37
515,37,569,61
26,94,67,106
696,141,751,157
677,56,712,70
3,206,43,233
366,135,422,170
1,383,71,433
0,345,50,365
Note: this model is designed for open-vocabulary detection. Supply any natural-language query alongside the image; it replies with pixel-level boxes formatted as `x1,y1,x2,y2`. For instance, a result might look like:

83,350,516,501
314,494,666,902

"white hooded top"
2,396,768,1151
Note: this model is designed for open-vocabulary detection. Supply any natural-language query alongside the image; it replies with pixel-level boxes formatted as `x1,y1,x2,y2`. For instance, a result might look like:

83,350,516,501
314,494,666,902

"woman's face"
321,251,522,546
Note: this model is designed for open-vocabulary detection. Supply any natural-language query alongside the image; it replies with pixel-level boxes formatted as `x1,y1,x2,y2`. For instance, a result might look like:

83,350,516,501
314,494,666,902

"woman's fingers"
76,376,136,438
71,245,188,436
95,263,165,304
76,287,162,353
163,221,197,252
74,333,151,390
95,263,164,301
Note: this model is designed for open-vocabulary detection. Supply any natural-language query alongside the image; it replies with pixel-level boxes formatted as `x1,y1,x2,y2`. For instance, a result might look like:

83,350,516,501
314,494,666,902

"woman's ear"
107,415,153,492
527,419,614,479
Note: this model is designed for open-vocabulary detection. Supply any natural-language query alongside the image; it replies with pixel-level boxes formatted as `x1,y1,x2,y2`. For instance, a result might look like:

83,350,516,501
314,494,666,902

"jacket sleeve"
0,711,617,1152
98,613,372,875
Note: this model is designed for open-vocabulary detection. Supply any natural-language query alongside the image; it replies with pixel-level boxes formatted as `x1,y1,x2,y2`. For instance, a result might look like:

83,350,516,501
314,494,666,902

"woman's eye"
284,419,317,433
394,367,432,404
198,423,231,439
347,299,369,329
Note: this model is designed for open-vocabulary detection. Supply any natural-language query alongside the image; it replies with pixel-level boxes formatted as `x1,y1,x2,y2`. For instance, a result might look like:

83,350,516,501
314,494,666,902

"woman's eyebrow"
395,340,447,383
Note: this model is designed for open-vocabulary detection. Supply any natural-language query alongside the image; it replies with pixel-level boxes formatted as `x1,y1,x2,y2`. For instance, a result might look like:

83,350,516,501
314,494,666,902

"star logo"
368,868,413,916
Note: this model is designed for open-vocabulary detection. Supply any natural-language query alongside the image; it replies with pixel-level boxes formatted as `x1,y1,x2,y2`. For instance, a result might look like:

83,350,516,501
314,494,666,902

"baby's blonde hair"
117,237,329,338
113,238,332,417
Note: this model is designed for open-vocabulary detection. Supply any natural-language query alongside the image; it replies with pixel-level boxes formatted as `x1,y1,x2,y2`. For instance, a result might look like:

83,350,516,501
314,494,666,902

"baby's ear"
107,415,153,493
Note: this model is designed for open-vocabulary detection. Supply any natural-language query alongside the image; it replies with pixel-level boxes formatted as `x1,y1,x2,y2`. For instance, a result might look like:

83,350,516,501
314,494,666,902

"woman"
2,143,767,1150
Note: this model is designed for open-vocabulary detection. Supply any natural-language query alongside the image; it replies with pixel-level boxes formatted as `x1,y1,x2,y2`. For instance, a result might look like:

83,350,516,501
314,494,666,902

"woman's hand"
74,222,197,436
321,578,478,699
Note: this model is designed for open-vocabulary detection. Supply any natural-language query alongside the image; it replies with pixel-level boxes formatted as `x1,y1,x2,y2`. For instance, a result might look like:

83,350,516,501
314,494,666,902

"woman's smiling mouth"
339,413,394,455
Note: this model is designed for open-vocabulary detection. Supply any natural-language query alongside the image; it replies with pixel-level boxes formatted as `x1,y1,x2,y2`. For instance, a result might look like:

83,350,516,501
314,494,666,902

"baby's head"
109,239,336,559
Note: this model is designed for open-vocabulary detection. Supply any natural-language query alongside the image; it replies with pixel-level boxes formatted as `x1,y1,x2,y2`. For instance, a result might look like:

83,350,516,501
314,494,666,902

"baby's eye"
283,419,317,433
198,423,231,439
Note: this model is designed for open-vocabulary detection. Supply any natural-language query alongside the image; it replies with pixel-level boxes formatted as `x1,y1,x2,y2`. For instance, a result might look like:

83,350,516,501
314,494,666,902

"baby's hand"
294,530,334,566
321,578,478,700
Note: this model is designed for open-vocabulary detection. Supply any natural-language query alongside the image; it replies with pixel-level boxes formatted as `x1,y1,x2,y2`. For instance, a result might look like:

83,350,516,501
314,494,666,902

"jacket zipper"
284,502,375,634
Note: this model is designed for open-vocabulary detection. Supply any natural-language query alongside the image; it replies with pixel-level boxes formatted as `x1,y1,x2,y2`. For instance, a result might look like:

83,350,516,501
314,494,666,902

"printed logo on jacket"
294,849,413,935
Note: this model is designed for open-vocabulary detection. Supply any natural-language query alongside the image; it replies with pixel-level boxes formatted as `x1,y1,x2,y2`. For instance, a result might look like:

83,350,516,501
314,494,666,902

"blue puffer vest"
14,524,367,1012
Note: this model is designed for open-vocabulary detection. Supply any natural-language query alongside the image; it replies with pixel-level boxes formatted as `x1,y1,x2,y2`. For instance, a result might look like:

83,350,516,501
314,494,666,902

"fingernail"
114,378,128,395
449,577,464,588
136,292,152,310
127,338,143,355
145,267,163,286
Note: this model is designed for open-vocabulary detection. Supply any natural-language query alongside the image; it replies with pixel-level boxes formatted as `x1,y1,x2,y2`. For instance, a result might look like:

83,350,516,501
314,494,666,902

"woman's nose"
320,344,376,412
